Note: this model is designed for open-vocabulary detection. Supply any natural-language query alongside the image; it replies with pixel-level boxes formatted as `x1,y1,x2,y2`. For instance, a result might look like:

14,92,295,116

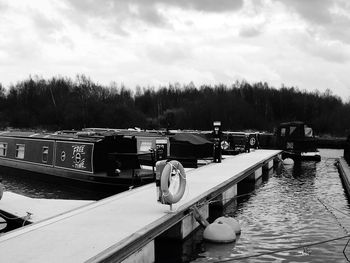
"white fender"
160,160,186,204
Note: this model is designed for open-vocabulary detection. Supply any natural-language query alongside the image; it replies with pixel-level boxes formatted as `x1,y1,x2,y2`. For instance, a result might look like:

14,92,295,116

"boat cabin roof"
278,121,305,128
0,130,119,143
0,129,169,143
276,121,314,138
84,128,167,138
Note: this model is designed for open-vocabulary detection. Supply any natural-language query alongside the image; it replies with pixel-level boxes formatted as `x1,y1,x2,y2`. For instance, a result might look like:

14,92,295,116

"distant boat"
0,129,170,191
275,121,321,162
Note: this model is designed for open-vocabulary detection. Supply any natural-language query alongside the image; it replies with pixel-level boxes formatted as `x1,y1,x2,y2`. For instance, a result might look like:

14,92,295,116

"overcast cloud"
0,0,350,99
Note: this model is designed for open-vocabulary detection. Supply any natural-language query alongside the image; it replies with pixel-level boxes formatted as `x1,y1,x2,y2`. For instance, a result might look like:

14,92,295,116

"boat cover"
170,133,212,145
169,133,213,159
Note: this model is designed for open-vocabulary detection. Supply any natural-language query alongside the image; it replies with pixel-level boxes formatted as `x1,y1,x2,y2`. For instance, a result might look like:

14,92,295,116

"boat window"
42,146,49,163
15,144,25,159
0,143,7,156
305,127,313,137
139,140,153,152
289,126,297,135
281,128,286,137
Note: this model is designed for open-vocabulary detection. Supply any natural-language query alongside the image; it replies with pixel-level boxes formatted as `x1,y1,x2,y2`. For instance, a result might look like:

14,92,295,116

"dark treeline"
0,75,349,136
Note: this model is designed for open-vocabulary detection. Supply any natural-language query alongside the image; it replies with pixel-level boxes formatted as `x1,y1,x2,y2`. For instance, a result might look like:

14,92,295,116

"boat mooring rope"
0,211,29,221
316,197,350,262
0,211,32,227
290,161,350,262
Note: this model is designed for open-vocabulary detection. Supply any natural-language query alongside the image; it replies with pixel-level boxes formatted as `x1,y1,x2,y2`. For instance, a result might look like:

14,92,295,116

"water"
192,149,350,263
0,169,117,200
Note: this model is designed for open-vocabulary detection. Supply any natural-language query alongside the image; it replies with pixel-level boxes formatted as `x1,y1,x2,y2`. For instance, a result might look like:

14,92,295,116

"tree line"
0,75,349,136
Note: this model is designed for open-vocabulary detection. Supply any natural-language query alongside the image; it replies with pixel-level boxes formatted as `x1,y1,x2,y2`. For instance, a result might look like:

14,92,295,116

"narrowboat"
275,121,321,162
0,130,170,191
219,132,259,155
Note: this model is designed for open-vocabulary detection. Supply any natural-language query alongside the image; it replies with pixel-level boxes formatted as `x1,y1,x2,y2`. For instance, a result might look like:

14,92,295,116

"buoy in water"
214,215,241,235
283,158,294,165
203,221,236,243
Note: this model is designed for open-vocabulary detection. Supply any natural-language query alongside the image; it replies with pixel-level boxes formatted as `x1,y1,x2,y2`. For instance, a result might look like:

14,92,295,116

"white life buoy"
160,160,186,204
249,136,256,147
221,140,230,150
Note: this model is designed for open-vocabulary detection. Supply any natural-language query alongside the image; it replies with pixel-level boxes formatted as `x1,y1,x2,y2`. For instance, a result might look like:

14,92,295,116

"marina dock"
0,192,94,224
0,149,280,263
337,157,350,196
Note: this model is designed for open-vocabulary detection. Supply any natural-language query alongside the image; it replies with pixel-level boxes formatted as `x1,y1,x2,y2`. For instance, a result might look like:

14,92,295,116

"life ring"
249,137,256,147
221,140,230,150
160,160,186,204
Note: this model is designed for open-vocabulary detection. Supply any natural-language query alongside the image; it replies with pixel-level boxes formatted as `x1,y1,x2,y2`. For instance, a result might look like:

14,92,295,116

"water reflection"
192,150,350,262
0,168,119,200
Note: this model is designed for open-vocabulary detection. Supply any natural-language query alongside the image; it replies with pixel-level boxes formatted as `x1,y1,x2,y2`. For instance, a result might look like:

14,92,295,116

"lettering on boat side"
72,145,86,169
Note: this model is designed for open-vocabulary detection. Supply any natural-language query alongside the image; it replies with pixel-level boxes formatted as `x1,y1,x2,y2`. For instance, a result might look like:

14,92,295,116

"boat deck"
0,149,280,263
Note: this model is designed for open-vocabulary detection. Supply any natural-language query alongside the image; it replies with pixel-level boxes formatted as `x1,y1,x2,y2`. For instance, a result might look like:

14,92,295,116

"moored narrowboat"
219,131,259,155
0,130,170,190
275,121,321,161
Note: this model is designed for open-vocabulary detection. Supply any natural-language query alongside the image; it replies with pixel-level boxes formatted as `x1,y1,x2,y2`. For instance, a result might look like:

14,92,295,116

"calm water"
192,149,350,263
0,169,116,200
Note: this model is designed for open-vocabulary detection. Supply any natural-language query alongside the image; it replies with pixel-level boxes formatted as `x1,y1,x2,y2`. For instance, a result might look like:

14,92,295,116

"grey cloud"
133,4,165,26
64,0,244,29
297,32,350,63
271,0,350,44
312,44,350,63
31,11,64,36
0,2,7,11
275,0,333,24
64,0,166,33
239,26,262,38
145,42,193,64
155,0,244,12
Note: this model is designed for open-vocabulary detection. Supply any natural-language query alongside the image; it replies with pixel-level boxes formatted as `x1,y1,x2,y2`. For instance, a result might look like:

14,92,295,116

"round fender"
160,160,186,204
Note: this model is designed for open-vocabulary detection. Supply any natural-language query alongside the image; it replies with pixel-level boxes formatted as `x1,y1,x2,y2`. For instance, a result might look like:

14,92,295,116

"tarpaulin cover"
170,133,212,145
170,133,213,159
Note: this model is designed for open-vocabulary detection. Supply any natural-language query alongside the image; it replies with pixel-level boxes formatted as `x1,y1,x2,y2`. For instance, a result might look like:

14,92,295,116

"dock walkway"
0,149,280,263
0,192,93,223
338,157,350,196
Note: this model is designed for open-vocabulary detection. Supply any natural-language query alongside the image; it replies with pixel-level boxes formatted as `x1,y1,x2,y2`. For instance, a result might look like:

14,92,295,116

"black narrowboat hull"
282,151,321,162
0,131,159,191
0,154,155,191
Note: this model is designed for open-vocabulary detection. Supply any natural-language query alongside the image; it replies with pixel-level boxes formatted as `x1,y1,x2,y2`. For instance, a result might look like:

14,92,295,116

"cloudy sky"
1,0,350,98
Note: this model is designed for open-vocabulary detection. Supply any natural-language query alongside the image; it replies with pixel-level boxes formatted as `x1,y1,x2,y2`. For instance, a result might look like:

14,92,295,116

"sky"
1,0,350,99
